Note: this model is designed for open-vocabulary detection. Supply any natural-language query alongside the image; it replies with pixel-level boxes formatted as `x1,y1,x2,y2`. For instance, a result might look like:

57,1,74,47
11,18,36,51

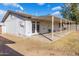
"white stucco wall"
53,17,60,32
2,25,6,33
54,23,60,32
16,18,26,36
2,15,16,34
25,20,32,36
2,14,33,37
39,21,52,34
2,15,26,36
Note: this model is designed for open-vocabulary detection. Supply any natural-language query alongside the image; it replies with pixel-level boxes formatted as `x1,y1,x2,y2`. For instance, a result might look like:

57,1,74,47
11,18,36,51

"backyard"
0,31,79,56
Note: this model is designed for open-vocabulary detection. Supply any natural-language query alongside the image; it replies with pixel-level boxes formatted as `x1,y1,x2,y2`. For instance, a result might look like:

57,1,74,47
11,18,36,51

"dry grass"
45,31,79,55
0,31,79,56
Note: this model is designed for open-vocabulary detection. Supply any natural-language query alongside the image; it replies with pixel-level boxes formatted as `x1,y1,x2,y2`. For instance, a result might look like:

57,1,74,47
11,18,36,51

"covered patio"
52,16,76,40
34,16,76,41
26,15,76,41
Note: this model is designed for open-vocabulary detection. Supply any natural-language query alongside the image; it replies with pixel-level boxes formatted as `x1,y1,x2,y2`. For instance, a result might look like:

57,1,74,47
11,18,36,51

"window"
37,22,40,32
32,21,35,33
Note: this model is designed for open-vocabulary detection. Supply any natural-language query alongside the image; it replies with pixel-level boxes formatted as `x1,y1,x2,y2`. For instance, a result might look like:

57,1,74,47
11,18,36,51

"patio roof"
54,16,75,23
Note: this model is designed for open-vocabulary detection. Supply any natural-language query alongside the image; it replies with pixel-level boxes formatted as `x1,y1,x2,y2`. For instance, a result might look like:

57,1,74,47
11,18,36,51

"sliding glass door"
32,21,40,33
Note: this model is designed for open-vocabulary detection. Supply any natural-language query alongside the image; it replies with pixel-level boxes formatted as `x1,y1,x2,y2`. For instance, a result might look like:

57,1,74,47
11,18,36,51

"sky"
0,3,64,21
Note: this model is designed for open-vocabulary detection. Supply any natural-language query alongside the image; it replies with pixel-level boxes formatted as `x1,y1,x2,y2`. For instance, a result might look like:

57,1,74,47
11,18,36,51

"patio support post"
69,21,71,31
66,20,68,31
52,16,54,40
60,19,62,32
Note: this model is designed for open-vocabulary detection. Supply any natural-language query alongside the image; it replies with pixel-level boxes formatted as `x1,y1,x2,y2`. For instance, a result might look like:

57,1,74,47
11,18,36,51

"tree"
60,3,71,19
69,3,79,30
61,3,79,30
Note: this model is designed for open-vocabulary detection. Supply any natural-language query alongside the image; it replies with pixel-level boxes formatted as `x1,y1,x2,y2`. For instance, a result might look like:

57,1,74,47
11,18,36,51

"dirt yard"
0,31,79,56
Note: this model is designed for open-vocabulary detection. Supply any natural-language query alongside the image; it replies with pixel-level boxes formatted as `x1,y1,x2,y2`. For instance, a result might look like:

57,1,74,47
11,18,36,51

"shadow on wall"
0,36,23,56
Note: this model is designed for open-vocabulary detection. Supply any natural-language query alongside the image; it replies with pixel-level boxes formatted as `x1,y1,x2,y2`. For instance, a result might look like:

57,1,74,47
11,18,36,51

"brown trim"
1,10,32,22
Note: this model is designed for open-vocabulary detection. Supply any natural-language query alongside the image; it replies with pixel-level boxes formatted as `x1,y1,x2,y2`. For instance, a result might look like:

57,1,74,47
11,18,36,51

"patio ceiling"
31,16,52,21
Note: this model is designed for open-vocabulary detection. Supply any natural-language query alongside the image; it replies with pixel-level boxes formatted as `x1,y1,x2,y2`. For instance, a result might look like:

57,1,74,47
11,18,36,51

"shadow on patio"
39,33,52,41
0,36,23,56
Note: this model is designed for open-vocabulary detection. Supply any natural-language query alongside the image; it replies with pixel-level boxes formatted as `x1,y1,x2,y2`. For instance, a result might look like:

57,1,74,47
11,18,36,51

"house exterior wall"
3,15,15,34
53,17,60,32
77,24,79,31
71,24,76,31
54,23,60,32
16,17,26,36
2,15,26,36
4,15,18,35
39,20,52,34
2,25,6,33
25,20,32,36
2,14,33,36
